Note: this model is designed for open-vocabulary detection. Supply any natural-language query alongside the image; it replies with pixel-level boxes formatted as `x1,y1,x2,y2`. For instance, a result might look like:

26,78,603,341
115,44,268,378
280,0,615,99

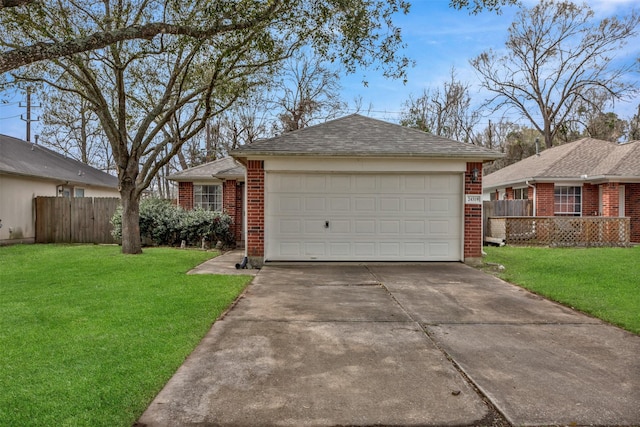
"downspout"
526,180,536,216
236,167,249,270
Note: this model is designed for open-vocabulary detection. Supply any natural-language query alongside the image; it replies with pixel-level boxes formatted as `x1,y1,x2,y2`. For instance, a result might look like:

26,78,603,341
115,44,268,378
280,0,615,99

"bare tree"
38,83,114,172
629,104,640,141
471,0,640,148
399,68,481,142
274,53,346,133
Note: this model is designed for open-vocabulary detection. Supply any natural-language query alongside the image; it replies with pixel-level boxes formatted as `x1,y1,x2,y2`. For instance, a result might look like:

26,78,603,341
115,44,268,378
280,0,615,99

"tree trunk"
119,181,142,254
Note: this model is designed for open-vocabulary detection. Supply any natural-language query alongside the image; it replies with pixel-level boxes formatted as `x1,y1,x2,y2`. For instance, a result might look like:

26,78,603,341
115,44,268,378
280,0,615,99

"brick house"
229,114,502,265
168,157,245,245
483,137,640,243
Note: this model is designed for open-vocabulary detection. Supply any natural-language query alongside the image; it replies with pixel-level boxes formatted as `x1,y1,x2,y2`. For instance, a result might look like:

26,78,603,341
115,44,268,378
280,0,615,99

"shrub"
111,198,234,247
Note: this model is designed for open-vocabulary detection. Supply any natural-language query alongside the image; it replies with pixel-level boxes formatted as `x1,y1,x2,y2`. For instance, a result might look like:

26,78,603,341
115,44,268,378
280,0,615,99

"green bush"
110,198,234,247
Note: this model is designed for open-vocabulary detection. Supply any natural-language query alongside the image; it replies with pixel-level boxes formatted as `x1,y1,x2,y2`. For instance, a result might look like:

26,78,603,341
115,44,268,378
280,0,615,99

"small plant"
111,198,234,247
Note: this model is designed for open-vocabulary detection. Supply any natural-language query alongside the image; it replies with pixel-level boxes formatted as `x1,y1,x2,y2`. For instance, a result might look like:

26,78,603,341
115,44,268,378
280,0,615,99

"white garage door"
265,173,462,261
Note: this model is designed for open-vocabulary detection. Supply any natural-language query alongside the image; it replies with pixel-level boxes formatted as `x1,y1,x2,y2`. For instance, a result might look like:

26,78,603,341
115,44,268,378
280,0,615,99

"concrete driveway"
138,262,640,427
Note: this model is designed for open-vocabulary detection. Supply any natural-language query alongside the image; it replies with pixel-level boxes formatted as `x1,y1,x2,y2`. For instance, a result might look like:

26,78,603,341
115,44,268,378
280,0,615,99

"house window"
194,185,221,211
555,186,581,216
74,188,85,198
513,188,528,200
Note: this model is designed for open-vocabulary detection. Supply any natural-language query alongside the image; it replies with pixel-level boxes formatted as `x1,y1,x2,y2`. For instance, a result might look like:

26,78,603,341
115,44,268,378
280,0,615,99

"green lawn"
0,245,252,426
483,245,640,334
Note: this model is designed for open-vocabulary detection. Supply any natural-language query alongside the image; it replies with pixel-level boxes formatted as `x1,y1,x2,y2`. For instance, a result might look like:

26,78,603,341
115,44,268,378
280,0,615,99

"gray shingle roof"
231,114,502,160
0,134,118,188
168,157,245,181
483,138,640,190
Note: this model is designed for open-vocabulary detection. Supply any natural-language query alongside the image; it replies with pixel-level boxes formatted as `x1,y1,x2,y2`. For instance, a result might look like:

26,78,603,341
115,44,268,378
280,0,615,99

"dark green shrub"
110,198,234,247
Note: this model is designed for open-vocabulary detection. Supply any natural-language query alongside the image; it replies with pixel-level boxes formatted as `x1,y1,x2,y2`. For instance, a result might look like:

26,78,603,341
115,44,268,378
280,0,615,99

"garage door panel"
329,175,351,192
329,220,350,233
304,242,326,256
354,242,376,256
305,197,326,212
429,219,455,235
379,220,401,234
404,198,426,212
380,197,401,212
355,197,375,212
355,220,376,234
278,219,302,234
266,172,462,261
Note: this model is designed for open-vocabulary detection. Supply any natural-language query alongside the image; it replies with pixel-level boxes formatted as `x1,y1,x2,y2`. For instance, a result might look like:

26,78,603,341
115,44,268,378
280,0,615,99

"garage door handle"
325,221,330,229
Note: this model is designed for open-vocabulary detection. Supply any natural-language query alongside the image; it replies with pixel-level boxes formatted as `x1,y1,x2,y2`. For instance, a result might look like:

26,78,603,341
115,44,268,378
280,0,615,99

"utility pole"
20,87,40,142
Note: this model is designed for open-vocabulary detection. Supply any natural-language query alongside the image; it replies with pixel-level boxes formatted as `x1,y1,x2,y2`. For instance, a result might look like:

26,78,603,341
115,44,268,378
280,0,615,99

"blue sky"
1,0,639,140
340,0,640,127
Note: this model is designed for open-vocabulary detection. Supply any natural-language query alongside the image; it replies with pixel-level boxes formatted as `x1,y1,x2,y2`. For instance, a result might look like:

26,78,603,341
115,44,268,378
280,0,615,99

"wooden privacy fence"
486,216,630,247
35,197,120,244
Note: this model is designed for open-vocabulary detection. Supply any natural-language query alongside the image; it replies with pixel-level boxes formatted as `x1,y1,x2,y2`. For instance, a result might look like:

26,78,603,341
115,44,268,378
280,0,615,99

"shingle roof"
231,114,502,160
0,134,118,188
483,138,640,190
168,157,245,181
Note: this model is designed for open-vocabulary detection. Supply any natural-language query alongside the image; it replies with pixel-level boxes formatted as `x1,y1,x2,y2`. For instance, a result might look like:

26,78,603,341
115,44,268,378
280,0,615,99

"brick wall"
601,182,619,217
626,183,640,243
536,183,555,216
235,182,244,243
505,187,513,200
223,180,238,243
246,160,265,258
177,182,193,210
582,183,599,216
464,162,483,259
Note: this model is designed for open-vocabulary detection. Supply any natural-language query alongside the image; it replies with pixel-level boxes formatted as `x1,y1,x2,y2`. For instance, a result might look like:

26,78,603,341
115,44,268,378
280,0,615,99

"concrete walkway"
138,263,640,426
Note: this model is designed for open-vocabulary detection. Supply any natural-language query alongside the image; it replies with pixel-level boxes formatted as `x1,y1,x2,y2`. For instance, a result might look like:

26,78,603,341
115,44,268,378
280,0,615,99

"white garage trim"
265,171,463,262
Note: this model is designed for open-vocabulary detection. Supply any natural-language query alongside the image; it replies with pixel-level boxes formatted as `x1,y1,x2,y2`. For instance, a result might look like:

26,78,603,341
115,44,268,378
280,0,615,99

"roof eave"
230,150,503,161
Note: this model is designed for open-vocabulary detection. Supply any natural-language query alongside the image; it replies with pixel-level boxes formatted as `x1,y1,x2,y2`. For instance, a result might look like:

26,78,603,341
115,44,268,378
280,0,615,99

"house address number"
465,194,482,204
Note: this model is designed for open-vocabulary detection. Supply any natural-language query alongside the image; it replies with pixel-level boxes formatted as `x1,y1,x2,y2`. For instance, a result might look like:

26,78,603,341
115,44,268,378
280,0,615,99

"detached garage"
231,115,501,265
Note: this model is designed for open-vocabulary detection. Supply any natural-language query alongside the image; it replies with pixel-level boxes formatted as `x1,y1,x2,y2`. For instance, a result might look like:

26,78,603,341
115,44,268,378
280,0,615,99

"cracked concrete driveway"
138,263,640,427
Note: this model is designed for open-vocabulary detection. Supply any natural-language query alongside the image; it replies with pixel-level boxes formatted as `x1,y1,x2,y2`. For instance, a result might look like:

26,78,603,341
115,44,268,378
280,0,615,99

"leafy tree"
1,0,521,254
3,0,412,254
471,0,640,148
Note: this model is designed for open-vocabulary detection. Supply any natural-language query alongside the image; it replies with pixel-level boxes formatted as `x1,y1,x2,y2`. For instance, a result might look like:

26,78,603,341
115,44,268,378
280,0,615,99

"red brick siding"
178,182,193,210
246,160,265,257
464,162,483,259
235,182,244,243
601,182,619,217
505,187,514,200
527,186,534,201
582,183,599,216
536,183,555,216
626,183,640,243
223,180,238,242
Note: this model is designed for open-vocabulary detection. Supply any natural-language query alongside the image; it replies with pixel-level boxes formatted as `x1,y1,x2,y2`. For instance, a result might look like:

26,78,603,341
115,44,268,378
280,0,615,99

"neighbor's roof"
483,138,640,190
0,134,118,188
231,114,503,160
168,157,245,182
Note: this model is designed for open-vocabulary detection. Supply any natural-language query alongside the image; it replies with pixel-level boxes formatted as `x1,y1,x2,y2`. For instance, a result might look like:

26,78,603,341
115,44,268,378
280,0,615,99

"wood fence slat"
35,197,120,244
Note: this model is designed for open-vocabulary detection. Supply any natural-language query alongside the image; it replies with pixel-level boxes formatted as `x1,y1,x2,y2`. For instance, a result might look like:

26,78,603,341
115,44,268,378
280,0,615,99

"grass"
0,244,252,426
483,245,640,334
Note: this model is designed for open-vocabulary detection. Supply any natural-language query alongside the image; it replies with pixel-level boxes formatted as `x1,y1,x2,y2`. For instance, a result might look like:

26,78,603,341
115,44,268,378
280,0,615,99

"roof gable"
168,157,245,181
231,114,502,160
0,134,118,188
484,138,640,189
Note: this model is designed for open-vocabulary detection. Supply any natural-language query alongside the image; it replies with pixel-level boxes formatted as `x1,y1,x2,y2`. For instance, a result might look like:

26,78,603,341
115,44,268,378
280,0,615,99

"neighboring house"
229,114,502,265
483,137,640,243
168,157,245,244
0,134,119,244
